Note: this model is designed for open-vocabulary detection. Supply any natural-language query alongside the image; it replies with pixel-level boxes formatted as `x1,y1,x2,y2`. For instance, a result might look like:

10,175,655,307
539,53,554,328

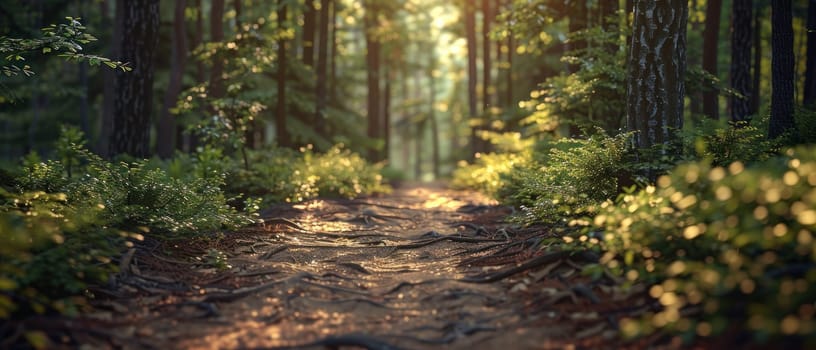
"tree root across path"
9,184,658,349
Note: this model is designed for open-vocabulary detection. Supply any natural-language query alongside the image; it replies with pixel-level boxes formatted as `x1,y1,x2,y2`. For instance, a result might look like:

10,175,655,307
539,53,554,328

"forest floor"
26,183,669,349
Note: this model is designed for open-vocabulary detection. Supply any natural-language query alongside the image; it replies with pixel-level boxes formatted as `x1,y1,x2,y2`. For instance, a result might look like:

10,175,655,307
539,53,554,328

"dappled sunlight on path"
55,184,653,349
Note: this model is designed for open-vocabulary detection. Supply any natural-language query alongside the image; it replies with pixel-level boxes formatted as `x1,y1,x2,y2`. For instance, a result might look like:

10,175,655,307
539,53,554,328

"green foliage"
795,107,816,144
230,144,390,203
0,189,128,318
0,17,129,79
499,132,630,225
1,127,259,319
539,26,628,132
451,151,532,197
575,148,816,343
682,117,782,167
18,133,256,238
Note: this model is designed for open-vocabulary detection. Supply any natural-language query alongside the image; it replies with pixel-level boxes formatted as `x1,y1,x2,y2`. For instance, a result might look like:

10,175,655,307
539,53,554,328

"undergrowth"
0,126,387,321
228,144,390,203
573,148,816,344
454,117,813,344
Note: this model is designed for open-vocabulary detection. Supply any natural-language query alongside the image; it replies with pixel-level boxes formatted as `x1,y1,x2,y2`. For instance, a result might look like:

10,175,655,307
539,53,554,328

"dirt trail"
46,184,652,349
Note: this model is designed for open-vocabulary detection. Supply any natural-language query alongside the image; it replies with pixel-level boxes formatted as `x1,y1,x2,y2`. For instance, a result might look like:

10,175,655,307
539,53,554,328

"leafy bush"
0,189,130,318
1,127,259,320
681,117,782,167
229,144,389,203
796,107,816,145
21,130,257,237
451,151,531,197
499,132,630,225
575,147,816,343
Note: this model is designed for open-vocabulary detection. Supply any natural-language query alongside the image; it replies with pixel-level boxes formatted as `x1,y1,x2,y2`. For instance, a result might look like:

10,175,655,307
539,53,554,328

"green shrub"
35,142,258,238
0,189,131,318
451,152,531,196
796,107,816,144
498,132,630,225
229,144,389,203
302,145,389,199
682,117,782,167
574,147,816,343
1,127,259,319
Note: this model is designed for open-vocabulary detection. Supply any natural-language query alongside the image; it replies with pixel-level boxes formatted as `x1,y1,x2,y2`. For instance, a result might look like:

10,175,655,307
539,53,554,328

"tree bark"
688,0,702,116
626,0,688,153
482,0,493,110
751,4,763,115
187,0,205,152
109,0,160,158
315,0,330,139
804,0,816,108
729,0,752,122
465,0,479,156
234,0,241,28
769,0,796,139
384,65,392,161
429,57,440,179
209,0,225,101
702,0,722,119
599,0,618,54
234,0,260,149
158,0,187,158
568,0,587,73
329,0,338,103
364,1,382,161
276,1,291,148
98,0,115,156
302,0,316,67
504,0,513,110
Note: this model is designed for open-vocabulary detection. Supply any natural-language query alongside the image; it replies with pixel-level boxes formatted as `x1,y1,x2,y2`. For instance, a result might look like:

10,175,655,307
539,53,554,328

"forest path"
68,184,645,349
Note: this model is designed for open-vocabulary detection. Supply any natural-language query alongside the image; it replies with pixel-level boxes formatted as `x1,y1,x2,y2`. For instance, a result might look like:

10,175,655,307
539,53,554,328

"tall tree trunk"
276,1,291,148
98,0,115,156
302,0,316,67
505,0,513,110
413,71,422,180
187,0,205,152
702,0,722,119
364,1,382,161
109,0,160,158
730,0,752,122
598,0,618,53
401,68,411,172
429,58,440,179
234,0,242,29
384,65,392,161
77,0,89,136
568,0,587,73
751,4,763,115
414,119,425,180
315,0,330,139
234,0,259,149
769,0,796,139
627,0,688,155
482,0,493,111
329,0,338,103
158,0,188,158
804,0,816,108
688,0,703,116
209,0,225,101
465,0,479,156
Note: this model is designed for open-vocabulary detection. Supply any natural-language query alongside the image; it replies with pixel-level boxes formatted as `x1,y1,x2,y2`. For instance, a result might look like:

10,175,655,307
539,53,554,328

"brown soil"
22,184,664,349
